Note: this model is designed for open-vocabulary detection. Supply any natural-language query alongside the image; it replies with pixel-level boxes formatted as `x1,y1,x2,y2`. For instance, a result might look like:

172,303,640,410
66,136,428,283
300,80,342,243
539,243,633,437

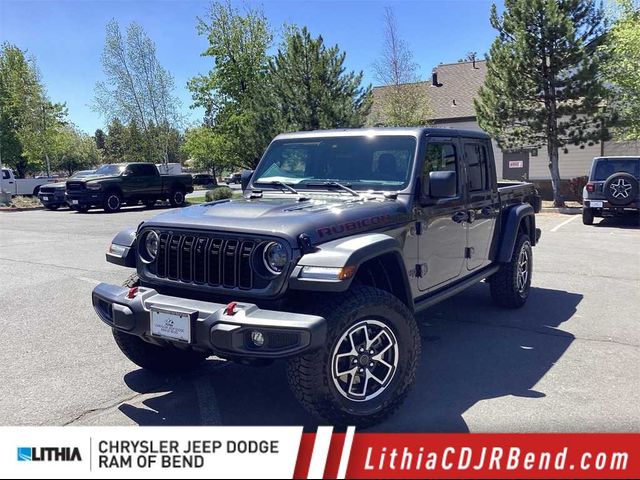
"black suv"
582,156,640,225
93,128,541,427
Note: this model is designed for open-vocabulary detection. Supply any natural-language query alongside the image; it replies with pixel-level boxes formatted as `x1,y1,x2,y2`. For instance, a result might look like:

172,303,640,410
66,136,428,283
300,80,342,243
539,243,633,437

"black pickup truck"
65,163,193,213
93,128,541,426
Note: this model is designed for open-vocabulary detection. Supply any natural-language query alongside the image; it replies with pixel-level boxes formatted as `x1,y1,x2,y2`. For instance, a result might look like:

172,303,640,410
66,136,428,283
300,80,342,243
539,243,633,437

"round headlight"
263,241,288,275
144,231,159,261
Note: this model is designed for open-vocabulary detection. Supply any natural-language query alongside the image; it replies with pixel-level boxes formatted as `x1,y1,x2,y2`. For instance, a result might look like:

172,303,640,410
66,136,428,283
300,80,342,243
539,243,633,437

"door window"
465,143,490,192
2,169,9,180
424,142,458,195
127,164,157,176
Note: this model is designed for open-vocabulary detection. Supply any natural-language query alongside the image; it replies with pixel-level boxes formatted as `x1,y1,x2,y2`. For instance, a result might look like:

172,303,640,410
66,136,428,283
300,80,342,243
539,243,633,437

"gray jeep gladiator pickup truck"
582,156,640,225
92,128,541,427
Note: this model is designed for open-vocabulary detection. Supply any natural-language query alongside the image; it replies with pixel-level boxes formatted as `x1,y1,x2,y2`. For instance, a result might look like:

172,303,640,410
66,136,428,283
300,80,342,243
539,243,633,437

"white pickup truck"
1,168,57,196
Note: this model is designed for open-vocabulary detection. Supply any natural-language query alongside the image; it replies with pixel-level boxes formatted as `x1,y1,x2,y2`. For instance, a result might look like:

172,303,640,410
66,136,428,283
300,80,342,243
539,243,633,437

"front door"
502,150,530,180
463,140,498,270
417,139,467,292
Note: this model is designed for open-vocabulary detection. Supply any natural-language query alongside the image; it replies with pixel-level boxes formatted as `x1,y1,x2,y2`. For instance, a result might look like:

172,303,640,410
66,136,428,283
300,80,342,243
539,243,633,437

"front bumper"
65,190,104,207
38,191,66,206
92,283,326,358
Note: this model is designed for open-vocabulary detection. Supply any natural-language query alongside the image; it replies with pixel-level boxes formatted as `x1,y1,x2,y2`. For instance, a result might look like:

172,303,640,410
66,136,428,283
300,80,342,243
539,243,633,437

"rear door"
417,138,468,292
463,139,498,270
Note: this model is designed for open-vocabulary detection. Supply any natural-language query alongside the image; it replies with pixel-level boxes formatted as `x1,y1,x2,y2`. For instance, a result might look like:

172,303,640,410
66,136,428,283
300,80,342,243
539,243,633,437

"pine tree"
270,26,371,131
475,0,610,206
94,129,106,150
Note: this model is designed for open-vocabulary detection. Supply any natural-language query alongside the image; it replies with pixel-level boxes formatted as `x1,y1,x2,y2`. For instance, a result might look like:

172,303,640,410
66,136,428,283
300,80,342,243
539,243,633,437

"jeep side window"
464,143,490,192
424,143,458,195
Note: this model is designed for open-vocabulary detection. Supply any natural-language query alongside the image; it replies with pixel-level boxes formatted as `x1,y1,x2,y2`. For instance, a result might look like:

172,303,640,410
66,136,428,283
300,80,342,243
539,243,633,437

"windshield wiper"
304,181,360,197
268,181,299,195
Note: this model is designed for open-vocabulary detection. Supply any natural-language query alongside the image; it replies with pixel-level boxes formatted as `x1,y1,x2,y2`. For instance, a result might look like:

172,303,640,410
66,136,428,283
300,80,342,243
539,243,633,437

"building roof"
371,59,487,122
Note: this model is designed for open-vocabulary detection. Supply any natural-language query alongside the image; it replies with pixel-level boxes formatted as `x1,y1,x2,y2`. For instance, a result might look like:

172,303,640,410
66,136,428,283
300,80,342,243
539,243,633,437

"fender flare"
497,204,536,263
106,226,137,267
289,233,412,301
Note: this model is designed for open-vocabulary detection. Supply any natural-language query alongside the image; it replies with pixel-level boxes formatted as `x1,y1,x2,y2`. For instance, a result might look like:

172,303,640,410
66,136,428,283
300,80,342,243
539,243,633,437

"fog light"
251,330,265,347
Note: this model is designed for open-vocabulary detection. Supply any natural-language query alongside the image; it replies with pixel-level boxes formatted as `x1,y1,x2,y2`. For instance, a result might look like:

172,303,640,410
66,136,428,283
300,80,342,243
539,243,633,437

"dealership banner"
1,427,638,479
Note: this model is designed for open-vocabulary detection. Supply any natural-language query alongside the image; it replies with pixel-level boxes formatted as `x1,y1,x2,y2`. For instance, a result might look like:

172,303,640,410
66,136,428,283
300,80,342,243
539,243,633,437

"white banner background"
0,427,303,479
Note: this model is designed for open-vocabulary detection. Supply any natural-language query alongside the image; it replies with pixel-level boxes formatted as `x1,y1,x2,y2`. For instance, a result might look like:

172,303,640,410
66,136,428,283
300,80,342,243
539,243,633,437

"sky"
0,0,503,134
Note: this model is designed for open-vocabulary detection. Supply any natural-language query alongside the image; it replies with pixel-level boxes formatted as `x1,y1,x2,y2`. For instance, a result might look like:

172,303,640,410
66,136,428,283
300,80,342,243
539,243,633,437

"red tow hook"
127,287,139,299
224,302,238,316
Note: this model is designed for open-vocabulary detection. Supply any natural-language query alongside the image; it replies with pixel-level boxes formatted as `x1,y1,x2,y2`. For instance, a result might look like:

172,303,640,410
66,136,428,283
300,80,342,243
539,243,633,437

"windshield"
94,164,125,176
71,170,95,178
593,159,639,180
253,135,417,190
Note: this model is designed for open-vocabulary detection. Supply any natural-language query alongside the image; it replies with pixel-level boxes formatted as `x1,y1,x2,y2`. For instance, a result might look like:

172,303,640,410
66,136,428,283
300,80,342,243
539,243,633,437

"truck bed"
498,180,542,213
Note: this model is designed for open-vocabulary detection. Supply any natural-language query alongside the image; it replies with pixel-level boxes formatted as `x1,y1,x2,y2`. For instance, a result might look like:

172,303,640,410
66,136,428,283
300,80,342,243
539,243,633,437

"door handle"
452,211,468,223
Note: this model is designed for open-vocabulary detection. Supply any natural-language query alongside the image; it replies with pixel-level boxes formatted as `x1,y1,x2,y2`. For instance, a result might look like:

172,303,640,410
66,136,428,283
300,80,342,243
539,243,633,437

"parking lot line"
550,215,579,232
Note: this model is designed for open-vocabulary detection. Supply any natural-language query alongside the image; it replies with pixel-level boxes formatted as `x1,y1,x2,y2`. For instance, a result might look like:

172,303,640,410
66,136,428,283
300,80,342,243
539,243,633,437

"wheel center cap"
359,354,370,366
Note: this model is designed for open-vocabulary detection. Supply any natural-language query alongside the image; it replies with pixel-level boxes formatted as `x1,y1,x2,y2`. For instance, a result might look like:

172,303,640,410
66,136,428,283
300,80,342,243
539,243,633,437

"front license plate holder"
150,307,196,343
590,201,603,208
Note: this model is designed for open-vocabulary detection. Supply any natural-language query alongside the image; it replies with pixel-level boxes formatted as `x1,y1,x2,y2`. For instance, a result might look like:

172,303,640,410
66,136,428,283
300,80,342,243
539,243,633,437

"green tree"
188,1,279,169
271,26,371,131
601,0,640,141
94,20,182,164
124,119,146,162
51,124,100,176
370,7,430,127
0,43,64,177
104,118,127,161
94,128,106,150
475,0,610,207
182,125,226,179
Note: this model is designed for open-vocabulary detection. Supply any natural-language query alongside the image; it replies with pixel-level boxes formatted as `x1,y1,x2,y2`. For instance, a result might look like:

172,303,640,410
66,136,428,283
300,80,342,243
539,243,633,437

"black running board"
414,265,500,313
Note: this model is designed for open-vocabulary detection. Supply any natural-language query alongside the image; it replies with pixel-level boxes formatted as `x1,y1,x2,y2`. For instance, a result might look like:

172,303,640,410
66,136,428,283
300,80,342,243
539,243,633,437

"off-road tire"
287,286,421,428
169,188,186,207
103,191,123,213
490,233,532,308
582,207,594,225
113,272,207,373
604,172,638,206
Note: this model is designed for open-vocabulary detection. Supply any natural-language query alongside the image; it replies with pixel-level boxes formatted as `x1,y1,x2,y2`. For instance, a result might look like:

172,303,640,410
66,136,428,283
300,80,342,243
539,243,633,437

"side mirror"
429,171,457,198
241,169,254,192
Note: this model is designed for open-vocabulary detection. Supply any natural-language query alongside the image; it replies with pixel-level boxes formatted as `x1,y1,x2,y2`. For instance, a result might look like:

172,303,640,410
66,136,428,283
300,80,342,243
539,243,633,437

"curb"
0,206,44,212
540,207,582,215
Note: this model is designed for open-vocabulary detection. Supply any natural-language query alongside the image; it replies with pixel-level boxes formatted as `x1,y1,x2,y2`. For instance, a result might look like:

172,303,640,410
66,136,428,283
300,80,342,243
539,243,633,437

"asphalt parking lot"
0,205,638,431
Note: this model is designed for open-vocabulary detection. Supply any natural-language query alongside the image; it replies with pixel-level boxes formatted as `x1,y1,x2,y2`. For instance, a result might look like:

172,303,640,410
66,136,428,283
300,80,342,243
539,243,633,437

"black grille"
66,182,84,191
39,187,56,194
154,232,257,290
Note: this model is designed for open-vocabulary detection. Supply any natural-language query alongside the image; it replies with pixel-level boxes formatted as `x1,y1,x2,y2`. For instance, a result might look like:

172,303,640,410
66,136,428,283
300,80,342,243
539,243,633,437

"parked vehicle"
582,156,640,225
224,172,242,184
1,168,57,196
38,170,96,210
193,173,215,187
93,128,541,427
65,163,193,213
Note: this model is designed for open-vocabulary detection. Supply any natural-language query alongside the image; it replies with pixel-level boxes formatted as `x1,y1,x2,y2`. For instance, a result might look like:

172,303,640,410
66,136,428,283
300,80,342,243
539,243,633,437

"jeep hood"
142,196,410,245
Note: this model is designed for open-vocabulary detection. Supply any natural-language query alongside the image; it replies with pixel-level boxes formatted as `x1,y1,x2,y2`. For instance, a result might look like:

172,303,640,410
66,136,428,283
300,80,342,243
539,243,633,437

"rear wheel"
582,207,594,225
489,233,532,308
169,188,186,207
287,286,420,428
103,191,122,213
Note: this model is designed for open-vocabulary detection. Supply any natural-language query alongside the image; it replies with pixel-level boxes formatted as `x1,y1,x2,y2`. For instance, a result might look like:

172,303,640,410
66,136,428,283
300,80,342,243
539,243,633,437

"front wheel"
103,192,123,213
582,207,594,225
489,233,532,308
287,286,421,428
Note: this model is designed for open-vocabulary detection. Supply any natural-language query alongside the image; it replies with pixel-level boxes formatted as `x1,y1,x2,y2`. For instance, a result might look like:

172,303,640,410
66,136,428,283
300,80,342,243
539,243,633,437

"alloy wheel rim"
174,191,184,204
610,179,632,199
517,243,530,293
108,195,120,210
331,319,399,402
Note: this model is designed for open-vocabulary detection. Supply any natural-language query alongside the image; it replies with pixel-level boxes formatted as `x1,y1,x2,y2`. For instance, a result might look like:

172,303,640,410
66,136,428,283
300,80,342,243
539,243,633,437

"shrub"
568,175,588,203
205,187,233,202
